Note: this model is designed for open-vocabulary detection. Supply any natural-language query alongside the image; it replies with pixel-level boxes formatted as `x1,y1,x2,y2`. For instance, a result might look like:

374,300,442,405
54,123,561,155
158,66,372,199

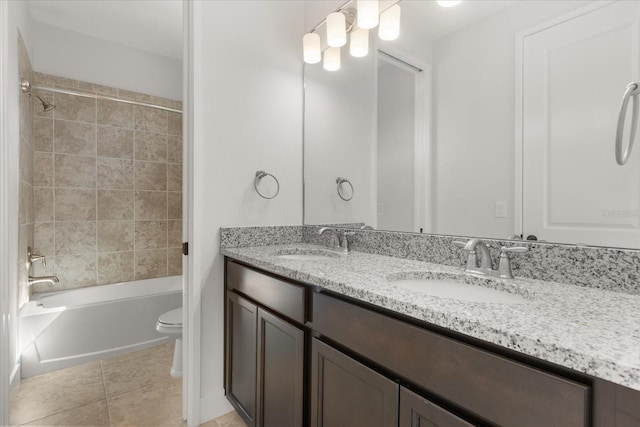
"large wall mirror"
304,0,640,249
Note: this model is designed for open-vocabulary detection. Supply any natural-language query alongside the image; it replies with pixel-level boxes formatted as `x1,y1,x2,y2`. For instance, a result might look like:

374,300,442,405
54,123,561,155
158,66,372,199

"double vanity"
221,227,640,427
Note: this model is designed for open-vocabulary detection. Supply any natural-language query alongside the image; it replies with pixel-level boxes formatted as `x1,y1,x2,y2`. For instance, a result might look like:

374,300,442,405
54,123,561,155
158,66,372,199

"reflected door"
522,0,640,248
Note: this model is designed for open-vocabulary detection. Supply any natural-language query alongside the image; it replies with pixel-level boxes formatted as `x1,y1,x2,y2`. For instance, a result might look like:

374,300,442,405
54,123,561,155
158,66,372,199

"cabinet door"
225,291,257,426
400,387,474,427
311,338,398,427
256,308,304,427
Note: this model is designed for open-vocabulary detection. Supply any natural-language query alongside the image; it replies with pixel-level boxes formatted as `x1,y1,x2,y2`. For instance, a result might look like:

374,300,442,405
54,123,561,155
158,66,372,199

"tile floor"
9,343,247,427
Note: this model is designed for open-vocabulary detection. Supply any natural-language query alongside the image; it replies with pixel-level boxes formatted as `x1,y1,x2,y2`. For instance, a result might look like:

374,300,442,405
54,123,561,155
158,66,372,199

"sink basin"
389,278,529,304
275,248,341,261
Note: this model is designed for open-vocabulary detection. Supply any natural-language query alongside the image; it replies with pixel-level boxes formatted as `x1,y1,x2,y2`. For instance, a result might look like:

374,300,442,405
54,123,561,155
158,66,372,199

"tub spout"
28,275,59,287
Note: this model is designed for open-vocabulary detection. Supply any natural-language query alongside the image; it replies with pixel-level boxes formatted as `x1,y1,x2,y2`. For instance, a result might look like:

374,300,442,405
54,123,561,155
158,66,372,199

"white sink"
277,254,337,261
389,278,529,304
275,248,341,261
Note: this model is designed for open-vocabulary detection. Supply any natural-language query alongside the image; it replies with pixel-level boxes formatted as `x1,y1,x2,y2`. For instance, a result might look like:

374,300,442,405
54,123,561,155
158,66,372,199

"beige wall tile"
135,131,167,161
167,135,182,164
55,189,96,221
34,222,54,255
135,249,167,279
135,161,167,191
34,187,54,222
97,157,134,189
97,126,133,159
34,117,54,152
98,221,134,252
54,120,96,155
79,81,118,96
55,253,97,288
54,93,96,123
98,252,135,285
167,163,182,192
34,72,79,89
135,191,167,220
97,99,134,128
55,154,96,188
134,105,167,133
167,247,182,276
135,220,167,250
97,190,134,220
167,191,182,220
167,112,182,136
167,219,182,248
20,136,34,185
55,221,97,255
34,152,53,187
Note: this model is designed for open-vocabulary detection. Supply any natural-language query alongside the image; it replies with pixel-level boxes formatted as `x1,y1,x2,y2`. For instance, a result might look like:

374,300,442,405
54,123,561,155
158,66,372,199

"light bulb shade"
378,4,401,41
326,12,347,47
357,0,379,29
323,47,341,71
303,33,321,64
437,0,462,7
350,28,369,57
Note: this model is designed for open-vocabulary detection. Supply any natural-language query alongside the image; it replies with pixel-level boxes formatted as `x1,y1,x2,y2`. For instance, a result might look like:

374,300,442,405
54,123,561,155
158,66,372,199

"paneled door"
522,1,640,248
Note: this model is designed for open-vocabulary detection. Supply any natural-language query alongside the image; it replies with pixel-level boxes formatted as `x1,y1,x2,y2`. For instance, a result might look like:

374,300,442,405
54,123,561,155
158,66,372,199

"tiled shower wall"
18,32,34,307
32,72,183,292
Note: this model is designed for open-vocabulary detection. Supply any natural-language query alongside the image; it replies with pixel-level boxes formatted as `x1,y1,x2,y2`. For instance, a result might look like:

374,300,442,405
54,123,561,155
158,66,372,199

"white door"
522,1,640,248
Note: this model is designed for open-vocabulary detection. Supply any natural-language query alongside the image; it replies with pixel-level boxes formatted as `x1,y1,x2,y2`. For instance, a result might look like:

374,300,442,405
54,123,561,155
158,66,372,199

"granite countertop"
221,243,640,391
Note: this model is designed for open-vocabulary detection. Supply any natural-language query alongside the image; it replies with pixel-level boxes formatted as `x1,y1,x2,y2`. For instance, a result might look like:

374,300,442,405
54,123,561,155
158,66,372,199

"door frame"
377,46,432,233
0,0,11,423
514,0,617,238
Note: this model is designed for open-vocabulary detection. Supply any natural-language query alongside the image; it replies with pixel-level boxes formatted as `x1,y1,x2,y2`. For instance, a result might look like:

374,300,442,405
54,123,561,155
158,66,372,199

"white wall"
190,0,303,422
304,51,377,226
431,0,591,239
31,22,182,100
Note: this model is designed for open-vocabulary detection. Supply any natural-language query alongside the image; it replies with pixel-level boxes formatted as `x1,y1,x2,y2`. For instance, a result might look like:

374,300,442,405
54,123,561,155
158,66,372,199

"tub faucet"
28,275,59,287
318,227,354,253
453,238,529,279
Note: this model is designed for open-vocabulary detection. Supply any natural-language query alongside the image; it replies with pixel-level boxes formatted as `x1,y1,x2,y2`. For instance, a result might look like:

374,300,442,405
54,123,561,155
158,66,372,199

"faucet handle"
497,246,529,279
452,240,467,248
453,240,478,269
27,246,46,268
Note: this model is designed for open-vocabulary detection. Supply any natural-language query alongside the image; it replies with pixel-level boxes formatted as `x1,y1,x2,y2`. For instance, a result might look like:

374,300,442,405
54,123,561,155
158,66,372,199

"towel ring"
615,82,640,166
336,177,354,201
254,171,280,199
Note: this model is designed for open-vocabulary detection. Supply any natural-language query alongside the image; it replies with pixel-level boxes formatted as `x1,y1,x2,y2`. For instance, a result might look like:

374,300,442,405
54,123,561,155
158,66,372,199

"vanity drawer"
312,292,590,427
226,260,306,324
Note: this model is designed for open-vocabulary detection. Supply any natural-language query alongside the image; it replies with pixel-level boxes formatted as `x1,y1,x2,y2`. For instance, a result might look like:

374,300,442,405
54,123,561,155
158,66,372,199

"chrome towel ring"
336,177,354,201
615,81,640,166
254,171,280,199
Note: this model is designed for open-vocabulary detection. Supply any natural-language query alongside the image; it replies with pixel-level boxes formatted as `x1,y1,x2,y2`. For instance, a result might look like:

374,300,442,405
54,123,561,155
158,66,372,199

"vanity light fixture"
302,0,402,70
327,12,347,47
378,4,401,41
350,28,369,57
437,0,462,7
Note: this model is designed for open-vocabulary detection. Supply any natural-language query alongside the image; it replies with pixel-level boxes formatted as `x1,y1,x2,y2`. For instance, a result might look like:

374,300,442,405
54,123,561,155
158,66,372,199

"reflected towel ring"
254,171,280,199
616,81,640,166
336,177,354,201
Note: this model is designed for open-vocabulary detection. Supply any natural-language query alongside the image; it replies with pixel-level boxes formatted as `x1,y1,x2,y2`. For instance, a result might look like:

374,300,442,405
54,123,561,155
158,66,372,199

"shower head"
20,78,55,112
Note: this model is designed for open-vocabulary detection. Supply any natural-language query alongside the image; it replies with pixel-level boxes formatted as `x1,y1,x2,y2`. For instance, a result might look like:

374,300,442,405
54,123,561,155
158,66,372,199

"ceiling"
27,0,183,60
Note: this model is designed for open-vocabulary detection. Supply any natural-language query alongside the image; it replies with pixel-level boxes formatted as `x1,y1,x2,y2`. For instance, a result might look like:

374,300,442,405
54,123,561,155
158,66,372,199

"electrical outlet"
495,201,507,218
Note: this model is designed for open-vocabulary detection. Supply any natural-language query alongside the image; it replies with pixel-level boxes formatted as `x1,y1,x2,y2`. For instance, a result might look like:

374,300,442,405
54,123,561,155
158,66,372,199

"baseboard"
198,391,232,426
9,362,20,390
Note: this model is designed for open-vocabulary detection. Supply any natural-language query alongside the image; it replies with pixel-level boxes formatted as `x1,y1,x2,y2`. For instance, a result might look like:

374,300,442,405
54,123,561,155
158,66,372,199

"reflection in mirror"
304,0,640,249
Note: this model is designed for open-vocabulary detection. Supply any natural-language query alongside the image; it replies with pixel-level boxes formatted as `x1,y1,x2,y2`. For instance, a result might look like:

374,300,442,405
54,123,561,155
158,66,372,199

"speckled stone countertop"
221,243,640,391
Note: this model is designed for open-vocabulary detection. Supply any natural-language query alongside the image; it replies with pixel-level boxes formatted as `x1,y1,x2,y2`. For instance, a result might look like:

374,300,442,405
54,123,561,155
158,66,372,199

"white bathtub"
18,276,182,378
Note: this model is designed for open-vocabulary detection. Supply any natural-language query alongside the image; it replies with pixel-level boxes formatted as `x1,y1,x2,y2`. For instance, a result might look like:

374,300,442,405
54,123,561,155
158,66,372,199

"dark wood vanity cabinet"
225,261,306,427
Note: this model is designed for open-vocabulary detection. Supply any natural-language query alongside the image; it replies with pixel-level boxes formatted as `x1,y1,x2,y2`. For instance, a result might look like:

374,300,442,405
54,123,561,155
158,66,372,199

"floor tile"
22,400,110,426
101,343,174,398
214,411,247,427
107,377,183,427
10,361,106,425
199,420,219,427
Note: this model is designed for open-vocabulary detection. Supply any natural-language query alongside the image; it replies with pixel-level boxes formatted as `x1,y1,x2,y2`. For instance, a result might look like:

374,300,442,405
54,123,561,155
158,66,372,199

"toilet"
156,307,183,377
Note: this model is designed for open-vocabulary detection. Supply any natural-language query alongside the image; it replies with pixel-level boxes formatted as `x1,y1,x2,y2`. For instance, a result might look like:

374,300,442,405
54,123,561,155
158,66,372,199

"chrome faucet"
318,227,354,253
28,275,60,286
454,238,529,279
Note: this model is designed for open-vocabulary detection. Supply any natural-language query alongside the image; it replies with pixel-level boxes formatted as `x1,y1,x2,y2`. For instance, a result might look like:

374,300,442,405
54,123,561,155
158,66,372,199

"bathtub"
18,276,182,378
